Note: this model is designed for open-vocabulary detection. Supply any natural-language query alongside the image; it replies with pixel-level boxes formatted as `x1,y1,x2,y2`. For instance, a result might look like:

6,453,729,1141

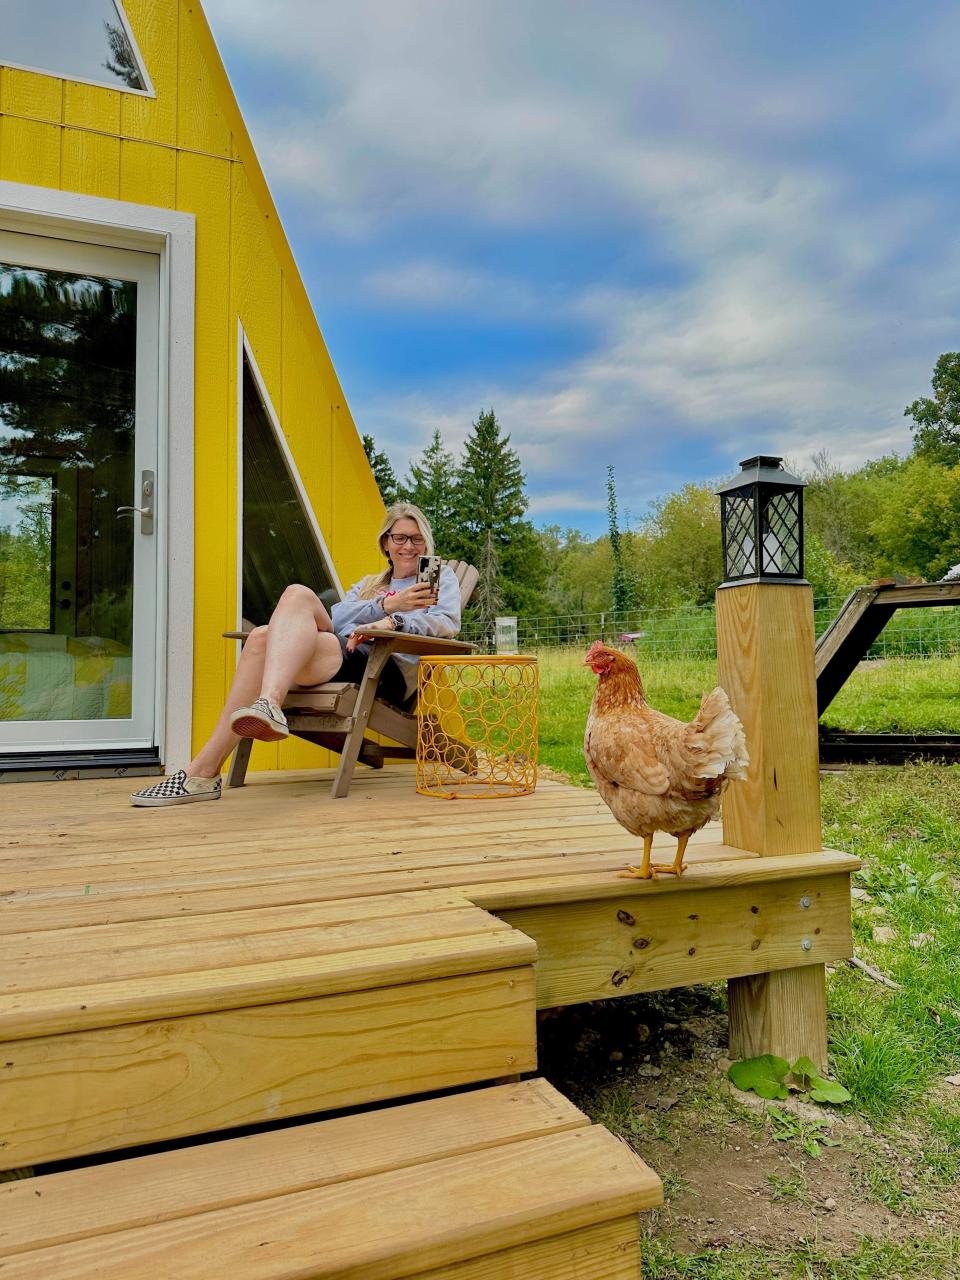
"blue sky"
204,0,960,536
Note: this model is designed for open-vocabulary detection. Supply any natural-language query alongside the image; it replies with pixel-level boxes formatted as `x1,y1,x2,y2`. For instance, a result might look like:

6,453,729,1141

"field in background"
536,648,960,786
465,596,960,661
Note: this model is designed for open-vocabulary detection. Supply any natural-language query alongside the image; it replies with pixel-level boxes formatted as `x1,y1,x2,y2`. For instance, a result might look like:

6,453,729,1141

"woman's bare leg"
186,627,270,778
186,586,343,778
259,584,336,707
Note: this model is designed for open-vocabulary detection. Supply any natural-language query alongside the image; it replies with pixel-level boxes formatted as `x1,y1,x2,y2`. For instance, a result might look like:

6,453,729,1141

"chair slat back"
442,560,480,608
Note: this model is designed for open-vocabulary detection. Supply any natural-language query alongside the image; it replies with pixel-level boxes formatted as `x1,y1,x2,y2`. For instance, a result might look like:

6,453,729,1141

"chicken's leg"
619,833,654,880
652,831,690,878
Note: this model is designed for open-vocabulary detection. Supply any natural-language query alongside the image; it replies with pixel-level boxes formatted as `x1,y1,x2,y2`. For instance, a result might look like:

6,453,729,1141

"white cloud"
204,0,958,526
528,490,606,515
361,259,544,316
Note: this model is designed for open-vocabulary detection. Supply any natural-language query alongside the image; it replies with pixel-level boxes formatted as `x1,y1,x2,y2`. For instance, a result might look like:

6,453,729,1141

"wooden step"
0,892,537,1168
0,1079,662,1279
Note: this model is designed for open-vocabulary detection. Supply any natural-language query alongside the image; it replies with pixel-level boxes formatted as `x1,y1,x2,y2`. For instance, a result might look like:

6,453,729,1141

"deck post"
717,582,828,1068
715,458,828,1069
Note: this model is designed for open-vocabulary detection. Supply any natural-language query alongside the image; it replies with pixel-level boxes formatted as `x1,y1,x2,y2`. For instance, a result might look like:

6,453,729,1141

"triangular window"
3,1,153,95
241,349,337,626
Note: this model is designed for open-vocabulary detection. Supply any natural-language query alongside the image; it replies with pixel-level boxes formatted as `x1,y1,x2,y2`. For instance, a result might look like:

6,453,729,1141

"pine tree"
476,529,504,647
453,408,545,618
403,429,458,553
361,433,400,506
607,464,632,612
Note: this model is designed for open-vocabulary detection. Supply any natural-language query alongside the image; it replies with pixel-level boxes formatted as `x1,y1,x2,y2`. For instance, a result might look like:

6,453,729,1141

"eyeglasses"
388,532,427,548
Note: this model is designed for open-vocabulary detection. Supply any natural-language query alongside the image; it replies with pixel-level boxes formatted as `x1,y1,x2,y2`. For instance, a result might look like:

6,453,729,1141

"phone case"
417,556,442,590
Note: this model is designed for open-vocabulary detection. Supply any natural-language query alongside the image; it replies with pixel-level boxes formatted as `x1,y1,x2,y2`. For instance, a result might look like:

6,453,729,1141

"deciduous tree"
905,353,960,467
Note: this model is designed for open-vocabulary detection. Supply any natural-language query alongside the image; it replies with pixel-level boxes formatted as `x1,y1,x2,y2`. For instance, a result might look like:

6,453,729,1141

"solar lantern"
716,455,807,584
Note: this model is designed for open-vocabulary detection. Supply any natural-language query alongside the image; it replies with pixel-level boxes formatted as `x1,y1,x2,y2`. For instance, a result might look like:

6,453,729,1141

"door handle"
117,470,154,535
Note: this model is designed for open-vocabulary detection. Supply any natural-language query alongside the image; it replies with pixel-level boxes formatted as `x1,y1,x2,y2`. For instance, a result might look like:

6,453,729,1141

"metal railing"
461,596,960,659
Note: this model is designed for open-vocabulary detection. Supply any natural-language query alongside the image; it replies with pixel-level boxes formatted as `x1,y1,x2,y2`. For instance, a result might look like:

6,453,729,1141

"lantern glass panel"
761,490,802,576
723,491,756,578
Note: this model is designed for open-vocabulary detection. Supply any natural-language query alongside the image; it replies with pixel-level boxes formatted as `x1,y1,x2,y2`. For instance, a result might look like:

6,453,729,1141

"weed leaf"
790,1056,820,1087
786,1056,852,1105
729,1054,790,1099
808,1078,853,1104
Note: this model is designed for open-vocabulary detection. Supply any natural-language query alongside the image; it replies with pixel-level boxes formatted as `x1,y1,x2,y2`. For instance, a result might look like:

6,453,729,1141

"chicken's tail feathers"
687,686,749,779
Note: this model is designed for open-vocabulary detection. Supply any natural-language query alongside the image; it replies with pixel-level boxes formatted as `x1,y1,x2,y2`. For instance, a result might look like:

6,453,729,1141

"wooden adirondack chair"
225,560,479,797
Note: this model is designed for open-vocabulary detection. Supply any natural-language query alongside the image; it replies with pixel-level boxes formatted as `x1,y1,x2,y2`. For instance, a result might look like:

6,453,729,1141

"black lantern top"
715,455,807,584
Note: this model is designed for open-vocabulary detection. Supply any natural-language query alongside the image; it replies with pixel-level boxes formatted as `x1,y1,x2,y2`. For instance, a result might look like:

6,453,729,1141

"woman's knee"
243,624,269,655
276,583,318,610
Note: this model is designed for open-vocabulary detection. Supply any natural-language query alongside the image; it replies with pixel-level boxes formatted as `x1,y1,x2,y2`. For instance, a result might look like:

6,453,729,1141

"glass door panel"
0,232,159,752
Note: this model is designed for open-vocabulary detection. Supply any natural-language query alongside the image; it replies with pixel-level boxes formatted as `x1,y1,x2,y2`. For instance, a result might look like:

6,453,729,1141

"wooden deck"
0,766,857,1169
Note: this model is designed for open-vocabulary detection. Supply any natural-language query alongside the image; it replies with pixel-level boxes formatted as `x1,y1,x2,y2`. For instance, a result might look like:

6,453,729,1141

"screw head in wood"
800,895,812,909
801,938,813,951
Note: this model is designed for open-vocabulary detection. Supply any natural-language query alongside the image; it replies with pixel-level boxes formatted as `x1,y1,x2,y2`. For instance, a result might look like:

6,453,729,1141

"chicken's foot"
619,833,654,880
651,832,690,878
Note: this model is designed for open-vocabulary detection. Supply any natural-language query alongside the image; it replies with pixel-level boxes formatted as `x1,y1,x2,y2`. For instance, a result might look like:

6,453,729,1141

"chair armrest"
351,629,476,658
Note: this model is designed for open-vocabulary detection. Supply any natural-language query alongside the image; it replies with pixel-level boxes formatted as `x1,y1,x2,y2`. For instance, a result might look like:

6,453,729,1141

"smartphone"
417,555,442,593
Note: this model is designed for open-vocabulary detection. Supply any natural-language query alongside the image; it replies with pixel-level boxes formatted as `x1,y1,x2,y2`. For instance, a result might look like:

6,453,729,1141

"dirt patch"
536,988,959,1257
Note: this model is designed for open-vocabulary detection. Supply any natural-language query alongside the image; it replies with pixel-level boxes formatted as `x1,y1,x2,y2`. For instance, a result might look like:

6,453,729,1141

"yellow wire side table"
416,655,539,798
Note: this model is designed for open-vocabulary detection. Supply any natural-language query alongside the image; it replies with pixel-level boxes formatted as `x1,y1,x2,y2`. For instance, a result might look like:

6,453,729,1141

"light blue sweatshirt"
330,564,462,696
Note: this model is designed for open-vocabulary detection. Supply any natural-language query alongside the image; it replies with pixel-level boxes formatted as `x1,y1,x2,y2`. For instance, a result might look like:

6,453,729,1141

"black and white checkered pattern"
130,770,222,807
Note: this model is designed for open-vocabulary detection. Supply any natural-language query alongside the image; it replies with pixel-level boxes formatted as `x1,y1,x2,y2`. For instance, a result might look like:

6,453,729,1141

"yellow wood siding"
121,0,179,146
0,0,386,771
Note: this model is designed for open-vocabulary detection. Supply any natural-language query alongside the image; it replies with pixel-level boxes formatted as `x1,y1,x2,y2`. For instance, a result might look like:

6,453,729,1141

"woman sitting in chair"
131,503,461,806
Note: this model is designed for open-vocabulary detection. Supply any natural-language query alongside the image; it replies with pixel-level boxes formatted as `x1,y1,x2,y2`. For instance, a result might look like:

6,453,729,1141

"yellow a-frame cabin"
0,0,385,779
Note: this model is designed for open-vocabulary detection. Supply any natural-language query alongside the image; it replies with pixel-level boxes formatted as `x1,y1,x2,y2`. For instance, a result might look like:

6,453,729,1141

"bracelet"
380,591,396,613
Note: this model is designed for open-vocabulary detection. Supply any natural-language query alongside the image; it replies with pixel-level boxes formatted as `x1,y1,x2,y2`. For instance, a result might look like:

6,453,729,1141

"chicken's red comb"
586,640,607,659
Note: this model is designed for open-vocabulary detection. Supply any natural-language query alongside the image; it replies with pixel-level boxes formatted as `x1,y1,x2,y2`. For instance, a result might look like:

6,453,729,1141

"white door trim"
0,179,196,768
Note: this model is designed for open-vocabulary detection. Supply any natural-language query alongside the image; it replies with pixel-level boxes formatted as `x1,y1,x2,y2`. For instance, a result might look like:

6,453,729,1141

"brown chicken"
583,642,748,878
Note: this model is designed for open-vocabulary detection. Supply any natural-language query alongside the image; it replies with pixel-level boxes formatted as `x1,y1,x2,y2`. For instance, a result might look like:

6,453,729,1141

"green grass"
821,765,960,1116
822,655,960,733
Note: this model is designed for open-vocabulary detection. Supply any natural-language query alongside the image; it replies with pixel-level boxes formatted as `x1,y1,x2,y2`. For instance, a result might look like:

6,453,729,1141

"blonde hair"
356,502,436,599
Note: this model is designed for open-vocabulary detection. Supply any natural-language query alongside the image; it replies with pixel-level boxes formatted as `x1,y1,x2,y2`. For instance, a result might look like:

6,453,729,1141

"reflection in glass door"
0,232,159,753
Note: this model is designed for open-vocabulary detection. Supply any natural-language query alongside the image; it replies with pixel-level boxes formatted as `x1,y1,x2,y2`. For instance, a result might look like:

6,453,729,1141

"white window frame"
1,0,156,98
236,325,343,636
0,179,195,768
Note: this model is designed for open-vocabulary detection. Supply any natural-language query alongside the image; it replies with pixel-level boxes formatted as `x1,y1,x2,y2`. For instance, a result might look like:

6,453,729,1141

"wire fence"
461,595,960,660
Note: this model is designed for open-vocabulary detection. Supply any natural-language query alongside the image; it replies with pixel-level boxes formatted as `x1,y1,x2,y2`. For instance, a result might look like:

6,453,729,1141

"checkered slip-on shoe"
130,770,222,808
230,697,289,742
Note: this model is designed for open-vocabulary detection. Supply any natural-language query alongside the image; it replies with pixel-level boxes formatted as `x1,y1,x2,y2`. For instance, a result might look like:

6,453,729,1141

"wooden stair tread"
1,1104,661,1279
0,1079,588,1257
0,890,476,963
0,897,535,1040
1,904,506,990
